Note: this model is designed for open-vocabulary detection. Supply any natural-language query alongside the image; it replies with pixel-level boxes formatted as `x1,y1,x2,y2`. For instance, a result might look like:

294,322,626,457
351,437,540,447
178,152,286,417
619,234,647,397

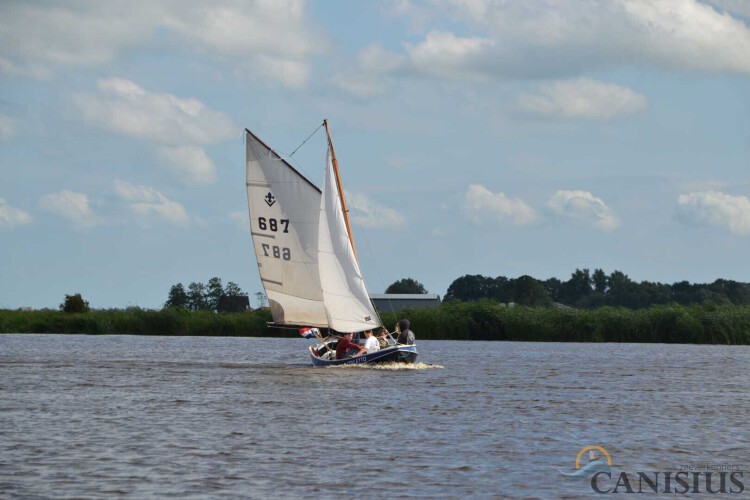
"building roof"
369,294,442,311
369,294,441,300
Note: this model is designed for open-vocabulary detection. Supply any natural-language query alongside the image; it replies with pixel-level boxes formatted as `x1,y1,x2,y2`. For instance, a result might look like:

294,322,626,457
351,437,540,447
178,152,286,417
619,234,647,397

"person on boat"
335,332,367,359
377,328,390,349
396,319,415,345
363,330,380,353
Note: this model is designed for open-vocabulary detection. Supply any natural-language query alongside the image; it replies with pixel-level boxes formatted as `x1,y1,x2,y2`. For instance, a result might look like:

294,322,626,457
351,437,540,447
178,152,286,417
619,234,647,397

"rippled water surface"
1,335,748,498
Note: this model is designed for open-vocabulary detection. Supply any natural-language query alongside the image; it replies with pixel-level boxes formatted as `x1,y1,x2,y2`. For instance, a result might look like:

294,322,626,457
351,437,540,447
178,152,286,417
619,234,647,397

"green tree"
557,268,593,306
708,279,750,305
385,278,427,294
60,293,90,313
206,277,223,312
445,274,496,301
672,280,698,305
187,282,208,311
492,276,513,303
606,270,640,307
592,268,608,294
224,281,245,297
510,275,551,306
544,278,562,302
164,283,188,309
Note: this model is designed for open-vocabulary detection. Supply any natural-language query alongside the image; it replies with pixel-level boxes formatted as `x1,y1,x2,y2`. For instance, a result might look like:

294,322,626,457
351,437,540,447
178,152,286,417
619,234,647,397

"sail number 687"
261,244,291,261
258,217,289,233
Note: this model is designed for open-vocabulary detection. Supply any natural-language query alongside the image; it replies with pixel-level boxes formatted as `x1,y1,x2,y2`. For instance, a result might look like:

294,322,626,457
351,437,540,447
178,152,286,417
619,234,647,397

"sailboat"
244,120,418,366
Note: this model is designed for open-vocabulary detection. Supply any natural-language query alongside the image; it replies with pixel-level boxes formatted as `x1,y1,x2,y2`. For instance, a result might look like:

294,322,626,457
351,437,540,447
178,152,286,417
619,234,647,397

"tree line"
4,302,748,345
164,277,249,313
443,269,750,309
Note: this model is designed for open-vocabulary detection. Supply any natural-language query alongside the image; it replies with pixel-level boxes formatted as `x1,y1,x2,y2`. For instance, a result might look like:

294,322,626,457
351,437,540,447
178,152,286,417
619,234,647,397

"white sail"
245,130,328,327
318,149,381,332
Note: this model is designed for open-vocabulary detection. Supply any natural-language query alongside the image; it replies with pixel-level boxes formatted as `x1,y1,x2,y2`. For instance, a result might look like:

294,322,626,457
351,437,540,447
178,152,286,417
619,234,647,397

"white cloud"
114,180,191,227
158,146,217,185
391,0,438,31
406,31,495,82
0,2,155,78
677,191,750,235
333,44,406,97
347,192,407,229
382,0,750,84
0,198,32,229
74,78,236,146
463,184,537,226
519,79,647,120
162,1,325,87
547,190,620,231
0,1,324,86
620,0,750,73
357,43,406,75
0,114,16,141
74,78,233,184
39,190,99,227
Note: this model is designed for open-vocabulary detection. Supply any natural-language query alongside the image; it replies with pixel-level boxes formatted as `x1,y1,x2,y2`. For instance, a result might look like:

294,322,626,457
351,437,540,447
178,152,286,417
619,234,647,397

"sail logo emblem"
264,192,276,207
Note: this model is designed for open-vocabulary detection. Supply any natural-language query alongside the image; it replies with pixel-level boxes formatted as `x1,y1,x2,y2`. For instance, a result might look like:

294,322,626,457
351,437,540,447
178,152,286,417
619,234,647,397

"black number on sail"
261,243,291,261
258,217,290,233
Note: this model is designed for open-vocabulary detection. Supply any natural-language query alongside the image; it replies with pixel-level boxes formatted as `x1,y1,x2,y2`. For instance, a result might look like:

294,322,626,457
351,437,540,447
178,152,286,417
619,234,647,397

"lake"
1,335,748,498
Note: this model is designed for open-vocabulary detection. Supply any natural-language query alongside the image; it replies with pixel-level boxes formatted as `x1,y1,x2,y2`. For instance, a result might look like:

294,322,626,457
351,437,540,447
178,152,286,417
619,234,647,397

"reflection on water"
0,335,748,498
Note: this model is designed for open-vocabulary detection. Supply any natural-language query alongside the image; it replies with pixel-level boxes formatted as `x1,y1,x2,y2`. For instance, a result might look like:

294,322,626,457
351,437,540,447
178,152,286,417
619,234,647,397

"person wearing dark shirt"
335,332,367,359
396,319,415,345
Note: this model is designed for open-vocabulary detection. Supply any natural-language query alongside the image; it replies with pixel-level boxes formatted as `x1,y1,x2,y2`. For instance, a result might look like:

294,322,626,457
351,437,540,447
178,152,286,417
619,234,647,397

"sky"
1,0,749,310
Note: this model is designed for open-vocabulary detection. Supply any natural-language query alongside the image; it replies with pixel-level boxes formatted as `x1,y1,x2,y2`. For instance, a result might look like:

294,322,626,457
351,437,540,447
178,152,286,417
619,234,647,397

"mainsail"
318,148,381,333
245,129,328,327
245,122,381,333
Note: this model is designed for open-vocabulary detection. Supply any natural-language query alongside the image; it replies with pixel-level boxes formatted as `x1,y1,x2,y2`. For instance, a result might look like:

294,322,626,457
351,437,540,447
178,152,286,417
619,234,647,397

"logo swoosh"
560,459,611,480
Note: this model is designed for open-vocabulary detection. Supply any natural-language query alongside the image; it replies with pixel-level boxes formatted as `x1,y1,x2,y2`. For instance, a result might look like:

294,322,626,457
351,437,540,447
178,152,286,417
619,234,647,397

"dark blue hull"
309,345,418,367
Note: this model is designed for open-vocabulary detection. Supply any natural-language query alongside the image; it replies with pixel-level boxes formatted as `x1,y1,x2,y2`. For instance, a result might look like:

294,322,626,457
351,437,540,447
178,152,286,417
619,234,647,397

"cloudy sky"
1,0,749,309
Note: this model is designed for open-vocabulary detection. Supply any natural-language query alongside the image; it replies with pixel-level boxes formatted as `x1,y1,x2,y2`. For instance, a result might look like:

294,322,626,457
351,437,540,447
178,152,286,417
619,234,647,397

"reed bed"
2,302,749,344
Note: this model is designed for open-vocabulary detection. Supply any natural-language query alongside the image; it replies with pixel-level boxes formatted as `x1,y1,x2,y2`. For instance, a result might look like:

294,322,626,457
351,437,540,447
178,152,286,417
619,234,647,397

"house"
369,293,442,312
218,295,251,313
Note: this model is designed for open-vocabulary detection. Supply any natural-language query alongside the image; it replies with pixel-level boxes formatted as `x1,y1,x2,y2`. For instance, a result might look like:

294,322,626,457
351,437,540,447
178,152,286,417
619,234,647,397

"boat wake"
330,362,443,371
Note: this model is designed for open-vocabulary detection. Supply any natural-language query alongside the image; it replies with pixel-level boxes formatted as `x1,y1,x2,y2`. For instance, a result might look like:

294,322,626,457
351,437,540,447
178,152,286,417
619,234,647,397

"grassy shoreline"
0,308,276,337
2,302,749,344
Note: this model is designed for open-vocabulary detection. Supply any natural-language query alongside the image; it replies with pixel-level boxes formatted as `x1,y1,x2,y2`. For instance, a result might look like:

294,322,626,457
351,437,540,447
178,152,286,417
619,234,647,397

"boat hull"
309,345,418,367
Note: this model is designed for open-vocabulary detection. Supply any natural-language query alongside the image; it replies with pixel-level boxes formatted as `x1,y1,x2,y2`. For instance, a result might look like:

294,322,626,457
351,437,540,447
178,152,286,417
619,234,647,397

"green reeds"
396,302,750,344
0,308,275,337
1,303,749,344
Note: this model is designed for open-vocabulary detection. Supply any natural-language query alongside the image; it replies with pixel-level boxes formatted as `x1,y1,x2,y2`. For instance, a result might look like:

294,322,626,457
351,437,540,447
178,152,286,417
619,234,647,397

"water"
1,335,748,498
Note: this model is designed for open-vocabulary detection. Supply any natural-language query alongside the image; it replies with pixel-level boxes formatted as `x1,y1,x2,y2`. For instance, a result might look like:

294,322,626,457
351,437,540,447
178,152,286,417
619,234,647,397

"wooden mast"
323,119,358,262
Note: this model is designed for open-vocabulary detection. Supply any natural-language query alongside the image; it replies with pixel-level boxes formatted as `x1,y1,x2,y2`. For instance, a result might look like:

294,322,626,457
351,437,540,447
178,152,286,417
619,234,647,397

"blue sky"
1,0,749,309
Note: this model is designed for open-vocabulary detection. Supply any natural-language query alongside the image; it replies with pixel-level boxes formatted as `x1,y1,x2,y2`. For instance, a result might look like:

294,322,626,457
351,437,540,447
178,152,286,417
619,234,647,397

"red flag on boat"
299,327,320,339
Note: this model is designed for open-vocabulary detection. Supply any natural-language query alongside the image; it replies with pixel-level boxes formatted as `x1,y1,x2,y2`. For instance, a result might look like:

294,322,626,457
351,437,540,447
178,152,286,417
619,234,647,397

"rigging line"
350,216,398,329
288,122,325,158
273,128,326,188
